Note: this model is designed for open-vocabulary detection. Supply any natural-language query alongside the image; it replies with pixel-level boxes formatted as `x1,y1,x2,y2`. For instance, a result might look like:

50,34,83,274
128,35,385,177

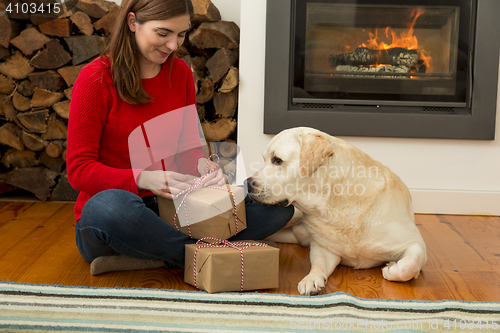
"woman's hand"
137,170,196,200
138,157,228,200
197,157,227,187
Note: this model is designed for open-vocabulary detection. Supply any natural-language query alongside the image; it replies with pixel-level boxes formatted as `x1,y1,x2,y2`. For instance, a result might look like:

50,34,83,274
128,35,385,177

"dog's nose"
245,177,260,194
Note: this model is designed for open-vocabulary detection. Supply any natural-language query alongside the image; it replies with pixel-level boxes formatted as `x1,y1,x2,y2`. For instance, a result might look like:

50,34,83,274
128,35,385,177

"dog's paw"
298,274,326,296
382,260,420,282
382,262,397,280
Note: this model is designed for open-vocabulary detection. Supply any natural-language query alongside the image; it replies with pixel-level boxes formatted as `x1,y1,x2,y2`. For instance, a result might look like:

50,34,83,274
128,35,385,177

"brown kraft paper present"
184,239,279,293
157,184,246,240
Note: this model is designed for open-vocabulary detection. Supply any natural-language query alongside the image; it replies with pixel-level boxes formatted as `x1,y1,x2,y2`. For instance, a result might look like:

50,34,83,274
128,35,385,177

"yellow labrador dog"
247,127,427,296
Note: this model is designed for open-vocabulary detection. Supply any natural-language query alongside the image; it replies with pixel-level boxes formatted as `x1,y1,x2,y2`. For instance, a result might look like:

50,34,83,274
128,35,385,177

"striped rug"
1,281,499,333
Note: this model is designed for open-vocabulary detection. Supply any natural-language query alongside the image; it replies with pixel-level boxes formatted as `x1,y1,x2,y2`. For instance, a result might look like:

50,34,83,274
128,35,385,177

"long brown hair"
104,0,193,105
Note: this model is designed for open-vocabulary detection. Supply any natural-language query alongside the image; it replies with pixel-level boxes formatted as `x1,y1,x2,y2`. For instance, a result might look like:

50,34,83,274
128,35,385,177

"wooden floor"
1,200,500,301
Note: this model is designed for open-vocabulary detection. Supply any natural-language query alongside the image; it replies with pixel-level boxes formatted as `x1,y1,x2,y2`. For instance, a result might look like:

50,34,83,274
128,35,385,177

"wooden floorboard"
0,201,499,301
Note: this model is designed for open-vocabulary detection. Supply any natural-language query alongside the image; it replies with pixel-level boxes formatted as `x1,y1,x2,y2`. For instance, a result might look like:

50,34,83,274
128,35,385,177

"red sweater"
67,56,204,221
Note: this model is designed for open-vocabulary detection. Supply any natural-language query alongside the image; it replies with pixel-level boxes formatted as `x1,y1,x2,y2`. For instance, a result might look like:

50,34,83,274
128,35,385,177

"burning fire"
359,8,432,72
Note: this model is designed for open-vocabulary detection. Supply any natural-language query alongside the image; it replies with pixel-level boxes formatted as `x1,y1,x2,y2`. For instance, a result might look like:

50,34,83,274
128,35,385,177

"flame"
361,8,423,50
359,7,432,72
420,48,432,71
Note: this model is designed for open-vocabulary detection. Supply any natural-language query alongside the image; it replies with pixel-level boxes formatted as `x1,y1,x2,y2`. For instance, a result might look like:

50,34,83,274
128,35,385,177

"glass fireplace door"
293,0,474,108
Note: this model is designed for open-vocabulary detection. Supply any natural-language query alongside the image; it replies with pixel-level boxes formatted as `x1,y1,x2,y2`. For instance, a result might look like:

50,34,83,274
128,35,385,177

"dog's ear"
298,133,334,177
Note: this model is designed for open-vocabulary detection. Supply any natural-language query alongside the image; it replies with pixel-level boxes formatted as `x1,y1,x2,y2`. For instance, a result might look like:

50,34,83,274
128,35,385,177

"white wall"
237,0,500,215
211,0,240,26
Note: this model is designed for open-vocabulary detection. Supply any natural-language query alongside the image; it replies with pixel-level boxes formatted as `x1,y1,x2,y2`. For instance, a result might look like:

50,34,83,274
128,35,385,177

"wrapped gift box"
157,184,246,240
184,240,279,293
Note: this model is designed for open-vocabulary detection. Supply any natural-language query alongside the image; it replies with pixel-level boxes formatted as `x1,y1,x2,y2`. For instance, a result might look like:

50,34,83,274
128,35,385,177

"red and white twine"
172,154,239,238
193,237,268,292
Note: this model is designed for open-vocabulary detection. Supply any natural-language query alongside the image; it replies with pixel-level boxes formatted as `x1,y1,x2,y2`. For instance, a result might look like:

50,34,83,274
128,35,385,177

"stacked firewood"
179,0,240,181
0,0,240,200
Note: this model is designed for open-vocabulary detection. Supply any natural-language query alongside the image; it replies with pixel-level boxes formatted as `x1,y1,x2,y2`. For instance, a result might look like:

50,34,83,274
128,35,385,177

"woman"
66,0,294,276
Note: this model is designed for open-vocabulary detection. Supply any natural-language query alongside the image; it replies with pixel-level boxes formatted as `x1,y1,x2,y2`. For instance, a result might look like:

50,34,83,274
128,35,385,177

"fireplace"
263,0,500,139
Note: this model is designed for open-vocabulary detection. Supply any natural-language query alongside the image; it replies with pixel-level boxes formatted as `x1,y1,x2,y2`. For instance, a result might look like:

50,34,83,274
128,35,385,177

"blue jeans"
75,189,294,268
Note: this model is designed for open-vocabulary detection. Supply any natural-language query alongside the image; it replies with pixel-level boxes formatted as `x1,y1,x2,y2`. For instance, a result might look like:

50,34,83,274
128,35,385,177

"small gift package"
157,184,247,240
184,238,280,293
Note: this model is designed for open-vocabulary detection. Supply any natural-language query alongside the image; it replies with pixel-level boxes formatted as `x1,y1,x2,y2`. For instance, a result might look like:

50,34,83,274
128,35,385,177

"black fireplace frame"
263,0,500,140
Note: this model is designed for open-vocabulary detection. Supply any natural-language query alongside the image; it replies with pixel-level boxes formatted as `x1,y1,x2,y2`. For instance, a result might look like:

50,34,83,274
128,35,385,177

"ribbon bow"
193,237,269,292
173,154,239,238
